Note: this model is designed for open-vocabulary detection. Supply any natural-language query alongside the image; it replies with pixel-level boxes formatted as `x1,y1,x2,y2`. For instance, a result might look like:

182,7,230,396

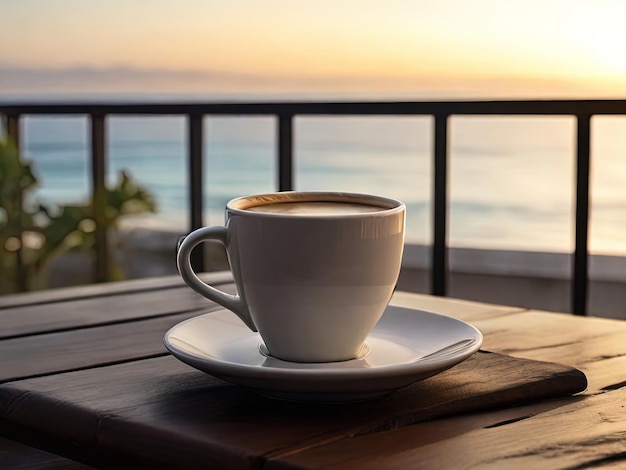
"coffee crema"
245,201,383,215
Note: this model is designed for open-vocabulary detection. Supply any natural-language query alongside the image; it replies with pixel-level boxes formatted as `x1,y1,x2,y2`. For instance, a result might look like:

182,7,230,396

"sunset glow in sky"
1,0,625,97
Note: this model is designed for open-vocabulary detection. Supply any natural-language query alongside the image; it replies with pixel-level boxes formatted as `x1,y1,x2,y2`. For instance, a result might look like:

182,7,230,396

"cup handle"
176,226,257,332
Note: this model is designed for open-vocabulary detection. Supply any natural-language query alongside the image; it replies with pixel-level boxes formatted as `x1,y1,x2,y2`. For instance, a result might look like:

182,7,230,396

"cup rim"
226,191,405,218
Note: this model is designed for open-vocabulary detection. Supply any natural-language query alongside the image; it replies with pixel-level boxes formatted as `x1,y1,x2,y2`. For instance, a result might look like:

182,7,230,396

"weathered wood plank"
0,275,185,309
475,310,625,356
0,281,236,340
390,290,526,321
268,388,626,470
0,309,221,383
0,288,205,340
0,352,586,468
468,310,626,393
0,435,92,469
0,272,232,309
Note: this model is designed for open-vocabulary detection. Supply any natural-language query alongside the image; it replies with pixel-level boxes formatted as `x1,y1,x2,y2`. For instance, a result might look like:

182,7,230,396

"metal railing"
2,99,626,315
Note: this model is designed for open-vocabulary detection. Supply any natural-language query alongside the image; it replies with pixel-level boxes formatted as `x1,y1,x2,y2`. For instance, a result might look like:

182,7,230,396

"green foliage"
0,137,156,294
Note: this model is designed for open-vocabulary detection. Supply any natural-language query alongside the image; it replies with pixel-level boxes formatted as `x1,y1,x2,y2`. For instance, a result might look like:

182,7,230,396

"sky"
1,0,626,98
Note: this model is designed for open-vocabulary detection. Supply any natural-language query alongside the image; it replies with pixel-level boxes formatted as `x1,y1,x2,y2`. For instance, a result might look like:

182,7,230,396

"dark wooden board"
267,387,626,470
0,352,587,469
0,435,93,469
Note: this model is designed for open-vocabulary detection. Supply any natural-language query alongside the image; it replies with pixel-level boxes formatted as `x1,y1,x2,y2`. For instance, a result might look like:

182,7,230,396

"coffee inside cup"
245,201,383,215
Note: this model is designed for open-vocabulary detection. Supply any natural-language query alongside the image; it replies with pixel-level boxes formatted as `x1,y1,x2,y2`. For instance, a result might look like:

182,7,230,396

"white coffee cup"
177,191,405,363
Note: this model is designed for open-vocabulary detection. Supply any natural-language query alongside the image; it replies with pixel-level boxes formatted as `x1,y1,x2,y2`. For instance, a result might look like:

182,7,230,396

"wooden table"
1,272,625,469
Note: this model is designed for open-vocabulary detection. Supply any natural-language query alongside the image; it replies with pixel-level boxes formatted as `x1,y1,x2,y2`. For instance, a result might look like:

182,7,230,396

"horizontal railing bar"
1,99,626,116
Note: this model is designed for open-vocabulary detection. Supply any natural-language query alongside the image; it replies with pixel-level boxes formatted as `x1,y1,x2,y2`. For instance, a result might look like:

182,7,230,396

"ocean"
9,111,626,256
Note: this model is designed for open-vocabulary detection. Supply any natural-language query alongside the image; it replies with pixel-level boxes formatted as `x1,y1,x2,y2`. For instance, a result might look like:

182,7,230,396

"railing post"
573,114,591,315
277,114,294,191
432,113,449,296
188,113,205,272
90,113,109,283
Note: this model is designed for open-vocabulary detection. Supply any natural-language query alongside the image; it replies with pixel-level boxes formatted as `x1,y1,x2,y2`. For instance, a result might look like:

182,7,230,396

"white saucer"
164,305,483,402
